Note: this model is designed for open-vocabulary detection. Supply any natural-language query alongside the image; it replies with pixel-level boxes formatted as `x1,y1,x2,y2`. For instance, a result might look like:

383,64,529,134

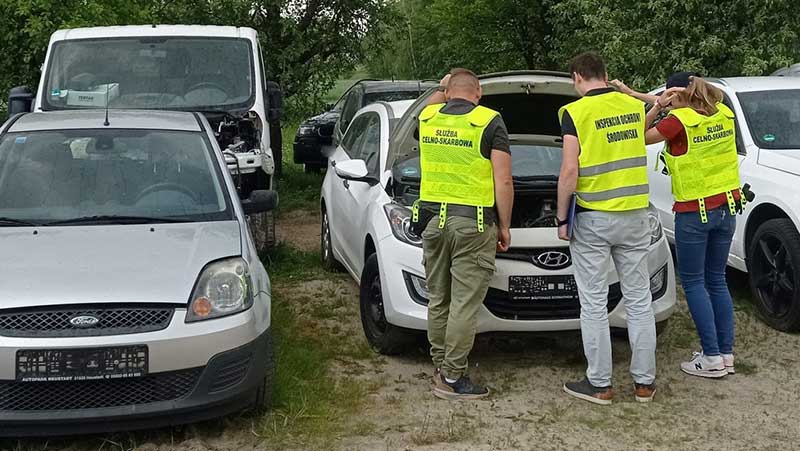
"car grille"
0,305,175,337
208,356,252,394
483,282,623,321
0,368,202,411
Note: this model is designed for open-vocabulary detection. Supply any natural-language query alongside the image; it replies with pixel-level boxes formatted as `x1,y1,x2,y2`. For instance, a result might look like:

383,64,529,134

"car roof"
712,76,800,92
360,80,438,94
386,100,415,118
50,25,257,42
7,110,202,133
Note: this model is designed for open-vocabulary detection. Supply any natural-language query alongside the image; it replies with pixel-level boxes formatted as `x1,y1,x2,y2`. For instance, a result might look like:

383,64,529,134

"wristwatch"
555,217,569,227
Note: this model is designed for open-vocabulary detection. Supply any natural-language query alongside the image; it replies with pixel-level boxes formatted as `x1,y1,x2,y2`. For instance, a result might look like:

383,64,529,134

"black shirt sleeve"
561,110,577,137
480,116,510,159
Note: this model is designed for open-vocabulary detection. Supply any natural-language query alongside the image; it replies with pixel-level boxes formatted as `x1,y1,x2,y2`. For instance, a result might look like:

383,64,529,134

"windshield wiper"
0,217,42,227
44,215,192,226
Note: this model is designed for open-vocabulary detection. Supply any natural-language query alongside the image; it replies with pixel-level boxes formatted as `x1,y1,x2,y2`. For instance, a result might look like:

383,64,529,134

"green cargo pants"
422,215,497,380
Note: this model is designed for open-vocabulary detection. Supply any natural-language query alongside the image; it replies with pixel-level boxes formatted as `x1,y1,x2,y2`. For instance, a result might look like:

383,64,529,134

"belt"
418,201,498,224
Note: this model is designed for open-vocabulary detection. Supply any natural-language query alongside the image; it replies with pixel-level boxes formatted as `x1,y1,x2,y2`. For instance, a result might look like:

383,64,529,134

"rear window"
480,93,577,136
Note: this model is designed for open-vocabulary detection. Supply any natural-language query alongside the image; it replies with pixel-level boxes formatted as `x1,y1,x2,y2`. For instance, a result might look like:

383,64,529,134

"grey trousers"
570,209,656,387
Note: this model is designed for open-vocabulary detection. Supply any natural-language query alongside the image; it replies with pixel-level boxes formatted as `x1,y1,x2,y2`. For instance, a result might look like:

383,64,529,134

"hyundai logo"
535,251,571,269
69,315,100,328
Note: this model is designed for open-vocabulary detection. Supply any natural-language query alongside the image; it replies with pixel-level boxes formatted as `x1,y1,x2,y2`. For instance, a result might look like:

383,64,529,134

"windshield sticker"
14,137,27,144
763,134,776,142
402,167,419,176
50,89,61,97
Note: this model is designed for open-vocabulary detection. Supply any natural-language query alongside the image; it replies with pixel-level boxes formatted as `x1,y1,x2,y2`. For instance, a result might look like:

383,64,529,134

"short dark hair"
447,68,480,91
568,52,606,81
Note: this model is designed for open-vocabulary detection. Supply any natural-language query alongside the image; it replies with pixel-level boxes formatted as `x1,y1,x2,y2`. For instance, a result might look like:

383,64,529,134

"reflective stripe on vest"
418,103,498,230
662,103,741,204
559,92,649,211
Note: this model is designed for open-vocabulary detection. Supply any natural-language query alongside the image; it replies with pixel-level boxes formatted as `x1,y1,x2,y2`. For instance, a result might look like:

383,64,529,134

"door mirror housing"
334,159,378,185
242,190,278,214
266,81,283,123
8,86,34,117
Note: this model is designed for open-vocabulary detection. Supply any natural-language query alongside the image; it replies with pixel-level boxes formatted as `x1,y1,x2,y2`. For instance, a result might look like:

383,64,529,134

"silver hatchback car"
0,110,276,436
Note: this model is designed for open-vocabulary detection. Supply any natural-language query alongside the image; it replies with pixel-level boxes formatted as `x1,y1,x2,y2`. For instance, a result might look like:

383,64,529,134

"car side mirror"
242,189,278,214
266,81,283,122
334,159,375,184
8,86,34,117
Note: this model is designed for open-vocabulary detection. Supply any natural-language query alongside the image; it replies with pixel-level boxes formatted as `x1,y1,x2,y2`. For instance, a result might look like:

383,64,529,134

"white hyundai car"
646,76,800,331
321,72,676,354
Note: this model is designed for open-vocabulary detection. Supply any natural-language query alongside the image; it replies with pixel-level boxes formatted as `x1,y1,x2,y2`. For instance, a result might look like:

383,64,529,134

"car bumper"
0,309,271,437
377,235,677,333
293,137,327,166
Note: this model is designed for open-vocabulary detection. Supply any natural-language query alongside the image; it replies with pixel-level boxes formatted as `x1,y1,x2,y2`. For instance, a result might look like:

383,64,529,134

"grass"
323,66,371,105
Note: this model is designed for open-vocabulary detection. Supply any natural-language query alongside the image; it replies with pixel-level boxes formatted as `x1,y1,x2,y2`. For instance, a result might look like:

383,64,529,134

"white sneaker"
680,352,727,378
722,353,735,374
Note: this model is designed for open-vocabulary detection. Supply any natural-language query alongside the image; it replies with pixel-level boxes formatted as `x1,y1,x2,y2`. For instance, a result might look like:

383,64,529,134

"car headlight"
186,257,254,322
384,203,422,247
298,125,317,136
647,205,663,245
403,271,430,305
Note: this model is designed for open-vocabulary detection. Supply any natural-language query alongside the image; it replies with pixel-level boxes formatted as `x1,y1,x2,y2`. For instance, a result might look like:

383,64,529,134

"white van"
7,25,283,251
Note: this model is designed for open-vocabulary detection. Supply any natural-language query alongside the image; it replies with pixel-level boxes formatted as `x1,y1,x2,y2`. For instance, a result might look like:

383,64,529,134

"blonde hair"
677,76,723,115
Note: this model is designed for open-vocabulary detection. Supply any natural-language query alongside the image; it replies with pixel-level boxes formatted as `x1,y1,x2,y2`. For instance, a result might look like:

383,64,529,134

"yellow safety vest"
414,103,499,232
662,103,743,223
558,92,649,211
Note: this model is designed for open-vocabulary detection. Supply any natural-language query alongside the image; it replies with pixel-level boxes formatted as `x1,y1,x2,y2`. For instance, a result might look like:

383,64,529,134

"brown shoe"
563,379,614,405
431,367,441,385
634,383,656,403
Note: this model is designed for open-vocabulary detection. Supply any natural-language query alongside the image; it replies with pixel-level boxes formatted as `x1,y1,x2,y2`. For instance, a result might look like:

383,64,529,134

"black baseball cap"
666,71,702,88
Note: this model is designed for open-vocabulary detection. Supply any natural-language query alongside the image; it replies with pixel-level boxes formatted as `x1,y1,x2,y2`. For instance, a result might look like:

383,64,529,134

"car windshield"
738,89,800,149
0,129,231,224
393,143,562,182
43,37,254,111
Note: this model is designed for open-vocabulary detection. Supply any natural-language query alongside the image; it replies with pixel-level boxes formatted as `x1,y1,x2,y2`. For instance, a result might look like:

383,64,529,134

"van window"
43,37,255,111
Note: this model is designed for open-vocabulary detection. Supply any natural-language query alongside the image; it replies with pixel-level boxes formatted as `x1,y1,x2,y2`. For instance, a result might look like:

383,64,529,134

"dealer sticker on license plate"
16,346,148,382
508,275,579,302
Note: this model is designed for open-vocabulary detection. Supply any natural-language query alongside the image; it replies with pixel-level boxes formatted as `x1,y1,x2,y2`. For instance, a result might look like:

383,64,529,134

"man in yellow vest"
556,53,657,404
414,69,513,400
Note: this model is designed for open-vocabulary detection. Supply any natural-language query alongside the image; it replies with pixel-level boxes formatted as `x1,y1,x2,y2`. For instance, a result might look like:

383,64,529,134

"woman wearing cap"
619,74,742,379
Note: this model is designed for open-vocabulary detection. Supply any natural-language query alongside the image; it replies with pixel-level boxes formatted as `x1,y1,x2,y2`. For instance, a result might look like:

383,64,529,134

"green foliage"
0,0,392,120
366,0,800,91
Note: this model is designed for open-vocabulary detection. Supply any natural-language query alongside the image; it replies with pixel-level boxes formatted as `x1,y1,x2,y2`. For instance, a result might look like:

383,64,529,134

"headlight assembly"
186,257,254,322
383,203,422,248
647,205,664,245
298,125,317,136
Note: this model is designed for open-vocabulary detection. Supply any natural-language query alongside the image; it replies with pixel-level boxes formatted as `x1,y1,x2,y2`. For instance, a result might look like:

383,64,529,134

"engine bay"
511,193,558,229
213,112,261,155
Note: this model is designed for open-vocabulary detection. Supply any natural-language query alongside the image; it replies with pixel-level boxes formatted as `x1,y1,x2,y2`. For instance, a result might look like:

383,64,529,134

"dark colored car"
293,79,436,171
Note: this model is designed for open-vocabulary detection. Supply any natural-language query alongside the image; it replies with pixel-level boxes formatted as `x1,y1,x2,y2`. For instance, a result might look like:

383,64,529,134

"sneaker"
722,354,735,374
563,379,614,405
634,383,656,403
432,374,490,400
680,352,727,378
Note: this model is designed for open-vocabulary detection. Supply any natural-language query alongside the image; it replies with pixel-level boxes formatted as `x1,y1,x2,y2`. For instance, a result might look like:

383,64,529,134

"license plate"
16,346,148,382
508,275,579,301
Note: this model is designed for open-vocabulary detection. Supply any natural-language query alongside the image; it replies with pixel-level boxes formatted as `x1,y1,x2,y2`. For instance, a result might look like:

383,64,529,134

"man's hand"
558,224,570,241
439,73,451,87
609,79,633,95
497,227,511,252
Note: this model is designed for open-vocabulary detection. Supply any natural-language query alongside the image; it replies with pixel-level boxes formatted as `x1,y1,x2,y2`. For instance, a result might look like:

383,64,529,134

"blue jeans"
674,207,736,356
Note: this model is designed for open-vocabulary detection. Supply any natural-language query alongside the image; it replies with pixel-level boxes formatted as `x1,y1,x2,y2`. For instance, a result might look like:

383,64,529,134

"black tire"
747,218,800,331
321,207,343,271
359,253,418,355
248,211,275,254
253,331,275,413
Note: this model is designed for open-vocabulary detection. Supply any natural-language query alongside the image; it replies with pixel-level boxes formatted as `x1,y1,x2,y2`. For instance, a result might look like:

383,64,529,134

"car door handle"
342,179,350,190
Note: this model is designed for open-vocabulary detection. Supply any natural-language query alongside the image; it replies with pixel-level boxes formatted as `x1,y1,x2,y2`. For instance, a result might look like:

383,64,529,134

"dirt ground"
268,214,800,451
9,213,800,451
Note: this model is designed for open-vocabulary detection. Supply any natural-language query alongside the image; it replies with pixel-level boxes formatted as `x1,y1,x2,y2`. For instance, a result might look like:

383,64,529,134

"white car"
322,72,676,354
646,76,800,331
